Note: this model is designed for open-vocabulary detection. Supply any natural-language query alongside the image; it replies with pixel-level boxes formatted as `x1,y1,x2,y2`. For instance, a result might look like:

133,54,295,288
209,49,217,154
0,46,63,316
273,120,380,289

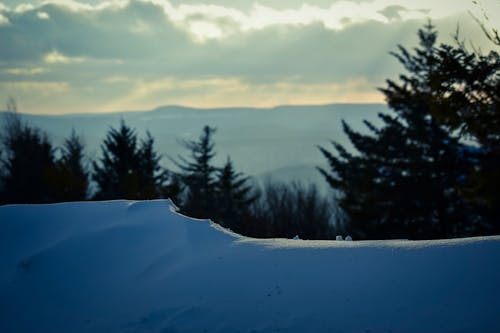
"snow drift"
1,200,499,333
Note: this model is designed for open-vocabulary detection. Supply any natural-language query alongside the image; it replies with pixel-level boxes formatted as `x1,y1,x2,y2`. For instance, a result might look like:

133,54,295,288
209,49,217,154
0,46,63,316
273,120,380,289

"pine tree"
92,120,141,199
1,102,56,204
48,130,89,201
137,131,180,200
423,30,500,232
318,23,477,240
90,120,179,201
214,157,257,231
173,126,218,218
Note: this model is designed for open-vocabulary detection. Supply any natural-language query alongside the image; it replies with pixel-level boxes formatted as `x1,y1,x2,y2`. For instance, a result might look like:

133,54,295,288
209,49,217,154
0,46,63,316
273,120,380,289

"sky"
0,0,499,114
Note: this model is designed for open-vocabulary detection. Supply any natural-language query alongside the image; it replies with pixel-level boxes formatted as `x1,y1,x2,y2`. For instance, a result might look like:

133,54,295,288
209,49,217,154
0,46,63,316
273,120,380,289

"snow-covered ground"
1,200,499,333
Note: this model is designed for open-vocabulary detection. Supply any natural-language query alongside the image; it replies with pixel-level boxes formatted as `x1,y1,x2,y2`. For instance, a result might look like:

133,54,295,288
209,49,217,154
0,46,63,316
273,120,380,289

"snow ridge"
1,200,499,333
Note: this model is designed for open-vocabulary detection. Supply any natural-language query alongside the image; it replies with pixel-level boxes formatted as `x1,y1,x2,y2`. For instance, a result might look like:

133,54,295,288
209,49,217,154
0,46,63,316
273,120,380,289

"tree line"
0,23,498,240
0,106,335,239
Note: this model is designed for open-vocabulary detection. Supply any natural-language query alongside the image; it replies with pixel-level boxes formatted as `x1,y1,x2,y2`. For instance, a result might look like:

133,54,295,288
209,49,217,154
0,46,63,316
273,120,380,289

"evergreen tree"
137,131,180,200
318,23,477,240
50,130,89,202
93,121,176,200
1,103,56,204
173,126,218,218
423,31,500,232
214,157,258,231
92,120,142,199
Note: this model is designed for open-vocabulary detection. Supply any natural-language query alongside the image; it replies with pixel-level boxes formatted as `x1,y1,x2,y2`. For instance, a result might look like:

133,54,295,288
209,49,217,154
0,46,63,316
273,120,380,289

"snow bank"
1,200,499,333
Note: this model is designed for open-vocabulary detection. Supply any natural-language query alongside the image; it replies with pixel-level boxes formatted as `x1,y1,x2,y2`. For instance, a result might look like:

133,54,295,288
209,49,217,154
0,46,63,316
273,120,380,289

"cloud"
0,0,497,114
0,81,69,95
40,0,128,12
3,67,47,75
43,50,85,64
103,76,384,111
103,75,132,83
14,4,35,13
0,80,75,114
150,1,406,41
0,13,9,25
378,5,407,21
0,1,492,63
37,11,50,19
129,18,151,34
0,0,474,43
138,0,493,42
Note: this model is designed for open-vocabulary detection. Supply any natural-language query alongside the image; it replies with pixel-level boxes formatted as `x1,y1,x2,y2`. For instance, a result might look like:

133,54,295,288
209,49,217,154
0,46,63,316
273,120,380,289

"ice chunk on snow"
345,235,353,241
336,235,343,241
293,235,300,240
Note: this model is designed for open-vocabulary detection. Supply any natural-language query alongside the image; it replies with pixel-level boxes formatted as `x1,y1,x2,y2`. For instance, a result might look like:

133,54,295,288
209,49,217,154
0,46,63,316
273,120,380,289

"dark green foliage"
318,23,480,240
248,181,334,239
214,157,258,231
422,32,500,232
50,130,89,201
173,126,218,218
137,132,162,198
92,121,173,200
92,120,140,199
0,108,56,204
426,44,499,149
137,132,180,200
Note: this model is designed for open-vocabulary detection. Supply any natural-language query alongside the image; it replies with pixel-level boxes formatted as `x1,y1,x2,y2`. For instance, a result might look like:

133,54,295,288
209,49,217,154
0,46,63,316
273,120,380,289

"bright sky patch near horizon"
0,0,499,114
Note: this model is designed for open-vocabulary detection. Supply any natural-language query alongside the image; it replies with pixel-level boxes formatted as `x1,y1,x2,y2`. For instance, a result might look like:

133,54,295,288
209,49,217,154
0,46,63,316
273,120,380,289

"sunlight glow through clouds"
188,21,224,41
3,67,47,75
0,13,9,25
14,3,34,12
154,0,420,41
43,50,86,64
103,76,384,112
36,11,49,19
0,81,70,95
39,0,128,11
139,0,495,42
2,0,490,42
0,0,498,113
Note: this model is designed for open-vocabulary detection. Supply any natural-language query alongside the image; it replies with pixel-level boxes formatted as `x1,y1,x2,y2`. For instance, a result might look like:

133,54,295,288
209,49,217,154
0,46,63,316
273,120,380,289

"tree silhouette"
50,130,89,202
422,28,500,232
173,126,218,219
214,157,258,231
92,121,177,200
137,131,180,200
92,120,140,199
318,23,478,240
1,101,56,204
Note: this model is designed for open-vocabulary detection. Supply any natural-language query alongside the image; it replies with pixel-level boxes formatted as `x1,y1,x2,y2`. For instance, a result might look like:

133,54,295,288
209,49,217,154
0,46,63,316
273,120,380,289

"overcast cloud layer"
0,0,498,114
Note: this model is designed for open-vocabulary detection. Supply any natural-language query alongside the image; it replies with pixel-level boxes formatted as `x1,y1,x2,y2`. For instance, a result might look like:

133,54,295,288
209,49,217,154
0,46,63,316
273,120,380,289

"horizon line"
2,102,388,117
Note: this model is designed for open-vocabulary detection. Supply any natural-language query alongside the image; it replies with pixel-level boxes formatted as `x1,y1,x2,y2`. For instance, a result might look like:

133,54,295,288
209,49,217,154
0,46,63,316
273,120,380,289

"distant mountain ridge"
1,103,390,184
1,103,386,116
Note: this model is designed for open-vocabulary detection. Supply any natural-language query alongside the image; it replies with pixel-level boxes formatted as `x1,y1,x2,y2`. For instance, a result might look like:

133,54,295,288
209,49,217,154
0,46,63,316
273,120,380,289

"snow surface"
1,200,499,333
